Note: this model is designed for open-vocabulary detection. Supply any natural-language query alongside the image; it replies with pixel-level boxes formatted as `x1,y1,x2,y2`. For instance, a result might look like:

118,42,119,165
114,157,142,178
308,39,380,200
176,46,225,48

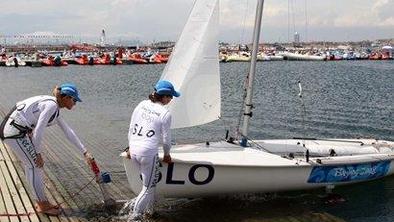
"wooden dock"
1,140,41,222
0,104,134,222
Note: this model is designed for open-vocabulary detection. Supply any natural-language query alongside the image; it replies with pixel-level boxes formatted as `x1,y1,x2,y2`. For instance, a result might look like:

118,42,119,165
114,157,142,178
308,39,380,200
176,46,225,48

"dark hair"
149,92,168,103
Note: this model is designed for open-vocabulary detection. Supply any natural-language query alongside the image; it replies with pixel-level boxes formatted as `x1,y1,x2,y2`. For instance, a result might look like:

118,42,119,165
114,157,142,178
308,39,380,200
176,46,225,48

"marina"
1,0,393,221
0,59,393,221
0,43,392,68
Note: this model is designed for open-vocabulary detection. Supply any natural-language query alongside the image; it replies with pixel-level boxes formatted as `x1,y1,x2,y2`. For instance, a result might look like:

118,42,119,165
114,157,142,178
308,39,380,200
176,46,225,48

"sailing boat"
122,0,394,198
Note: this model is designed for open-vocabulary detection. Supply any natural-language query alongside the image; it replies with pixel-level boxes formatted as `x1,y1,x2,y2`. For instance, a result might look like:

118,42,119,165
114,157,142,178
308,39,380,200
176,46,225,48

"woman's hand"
162,154,172,164
35,153,44,168
83,151,94,166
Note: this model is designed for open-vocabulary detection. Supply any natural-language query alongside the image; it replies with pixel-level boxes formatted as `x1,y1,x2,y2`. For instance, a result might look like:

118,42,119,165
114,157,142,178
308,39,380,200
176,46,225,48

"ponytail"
53,85,66,101
148,92,165,103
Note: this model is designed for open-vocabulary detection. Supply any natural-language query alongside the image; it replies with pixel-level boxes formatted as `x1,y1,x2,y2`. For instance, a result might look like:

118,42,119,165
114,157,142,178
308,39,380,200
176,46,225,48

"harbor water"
0,60,393,221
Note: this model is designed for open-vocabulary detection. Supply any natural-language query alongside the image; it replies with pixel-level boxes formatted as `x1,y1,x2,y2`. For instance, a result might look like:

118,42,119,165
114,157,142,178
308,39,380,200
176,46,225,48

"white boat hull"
279,52,326,61
122,139,394,198
5,58,26,66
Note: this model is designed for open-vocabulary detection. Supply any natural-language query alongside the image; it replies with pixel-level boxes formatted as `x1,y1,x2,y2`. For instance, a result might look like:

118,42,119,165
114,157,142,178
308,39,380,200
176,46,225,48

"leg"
132,154,159,217
3,136,60,215
3,137,46,201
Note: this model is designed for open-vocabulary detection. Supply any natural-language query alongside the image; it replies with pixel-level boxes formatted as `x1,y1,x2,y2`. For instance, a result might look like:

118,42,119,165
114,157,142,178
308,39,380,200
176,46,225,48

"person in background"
0,83,94,216
127,80,180,221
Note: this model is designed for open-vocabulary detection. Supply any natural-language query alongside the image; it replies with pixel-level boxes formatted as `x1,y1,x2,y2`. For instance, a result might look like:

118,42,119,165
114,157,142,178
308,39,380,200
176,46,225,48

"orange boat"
369,52,383,60
147,53,163,64
127,53,148,64
42,56,68,66
75,54,90,65
157,53,169,63
96,54,122,65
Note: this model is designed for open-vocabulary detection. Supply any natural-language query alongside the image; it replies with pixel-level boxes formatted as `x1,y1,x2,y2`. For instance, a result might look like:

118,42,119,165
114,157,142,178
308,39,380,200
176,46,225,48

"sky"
0,0,393,44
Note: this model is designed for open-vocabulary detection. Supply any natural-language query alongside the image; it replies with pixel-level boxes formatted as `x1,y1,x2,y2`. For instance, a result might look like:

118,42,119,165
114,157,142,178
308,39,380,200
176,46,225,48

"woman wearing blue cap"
127,80,180,220
0,83,94,216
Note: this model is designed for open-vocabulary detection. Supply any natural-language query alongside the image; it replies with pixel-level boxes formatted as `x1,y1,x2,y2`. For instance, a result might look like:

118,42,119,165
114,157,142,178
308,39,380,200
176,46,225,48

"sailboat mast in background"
240,0,265,147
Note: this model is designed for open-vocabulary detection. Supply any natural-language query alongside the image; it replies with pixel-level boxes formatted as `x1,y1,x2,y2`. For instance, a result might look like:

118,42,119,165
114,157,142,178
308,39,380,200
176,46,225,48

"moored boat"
280,52,326,61
127,53,148,64
122,0,394,199
41,56,68,66
123,139,394,197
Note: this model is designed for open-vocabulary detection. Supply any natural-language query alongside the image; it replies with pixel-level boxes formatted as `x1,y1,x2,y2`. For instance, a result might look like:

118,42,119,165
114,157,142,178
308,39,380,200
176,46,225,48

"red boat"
75,54,90,65
127,53,148,64
41,56,68,66
157,53,169,63
96,54,122,65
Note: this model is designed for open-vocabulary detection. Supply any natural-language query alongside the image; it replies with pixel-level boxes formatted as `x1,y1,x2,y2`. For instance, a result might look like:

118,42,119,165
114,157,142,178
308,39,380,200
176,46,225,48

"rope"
239,0,250,44
44,176,97,210
0,212,34,217
238,133,272,153
235,71,250,140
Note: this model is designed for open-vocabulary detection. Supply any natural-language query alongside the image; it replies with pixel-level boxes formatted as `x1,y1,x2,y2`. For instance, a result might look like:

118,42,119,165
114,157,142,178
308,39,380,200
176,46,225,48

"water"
0,60,393,221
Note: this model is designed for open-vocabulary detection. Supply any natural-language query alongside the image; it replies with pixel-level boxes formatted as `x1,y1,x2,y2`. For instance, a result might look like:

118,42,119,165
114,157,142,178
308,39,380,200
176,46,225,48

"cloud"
0,0,393,43
372,0,394,26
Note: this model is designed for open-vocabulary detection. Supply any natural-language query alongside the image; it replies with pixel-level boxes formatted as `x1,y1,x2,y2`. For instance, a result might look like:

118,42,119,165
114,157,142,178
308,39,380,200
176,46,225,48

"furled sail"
160,0,220,129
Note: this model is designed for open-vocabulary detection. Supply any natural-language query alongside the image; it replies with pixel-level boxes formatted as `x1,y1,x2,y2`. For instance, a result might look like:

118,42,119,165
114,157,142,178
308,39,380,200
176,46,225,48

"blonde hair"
52,85,63,101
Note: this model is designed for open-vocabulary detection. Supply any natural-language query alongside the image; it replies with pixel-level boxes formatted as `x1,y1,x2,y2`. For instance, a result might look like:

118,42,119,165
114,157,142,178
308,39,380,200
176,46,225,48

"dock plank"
43,169,83,222
0,142,54,222
0,162,30,222
0,142,40,222
3,155,39,222
0,169,10,222
0,159,19,222
1,143,64,222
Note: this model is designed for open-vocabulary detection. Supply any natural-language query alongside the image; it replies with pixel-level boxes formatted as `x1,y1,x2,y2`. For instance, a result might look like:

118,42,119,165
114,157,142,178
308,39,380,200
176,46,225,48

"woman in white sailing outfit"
127,80,180,220
0,83,94,216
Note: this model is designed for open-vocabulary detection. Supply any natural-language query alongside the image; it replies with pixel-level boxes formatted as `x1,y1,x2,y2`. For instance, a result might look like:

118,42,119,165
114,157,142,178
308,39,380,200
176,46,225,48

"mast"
240,0,265,147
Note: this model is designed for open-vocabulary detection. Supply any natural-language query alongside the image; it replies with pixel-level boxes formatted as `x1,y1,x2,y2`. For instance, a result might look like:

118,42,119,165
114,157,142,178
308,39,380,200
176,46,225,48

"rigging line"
45,176,97,210
297,81,308,148
235,69,251,140
287,0,290,43
218,115,230,135
304,0,308,42
238,133,271,153
239,0,250,44
291,0,296,37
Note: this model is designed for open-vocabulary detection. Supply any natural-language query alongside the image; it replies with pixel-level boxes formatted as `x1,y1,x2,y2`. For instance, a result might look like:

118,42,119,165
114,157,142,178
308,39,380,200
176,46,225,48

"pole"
240,0,265,147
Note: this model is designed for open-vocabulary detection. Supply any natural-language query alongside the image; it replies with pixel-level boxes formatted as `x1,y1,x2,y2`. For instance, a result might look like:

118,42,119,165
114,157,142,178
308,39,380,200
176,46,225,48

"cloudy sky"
0,0,393,44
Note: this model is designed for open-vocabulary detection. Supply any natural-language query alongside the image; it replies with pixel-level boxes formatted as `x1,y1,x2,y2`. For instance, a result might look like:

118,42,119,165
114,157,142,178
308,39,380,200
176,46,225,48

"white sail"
161,0,220,129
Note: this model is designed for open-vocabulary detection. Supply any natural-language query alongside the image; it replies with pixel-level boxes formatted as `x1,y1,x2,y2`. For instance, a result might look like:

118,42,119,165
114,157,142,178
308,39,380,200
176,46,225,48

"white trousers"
2,120,47,201
131,153,160,216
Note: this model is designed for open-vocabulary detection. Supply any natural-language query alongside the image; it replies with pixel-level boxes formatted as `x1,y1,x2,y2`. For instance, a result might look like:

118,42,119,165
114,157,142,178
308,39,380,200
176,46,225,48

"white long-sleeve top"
128,100,172,156
9,95,86,154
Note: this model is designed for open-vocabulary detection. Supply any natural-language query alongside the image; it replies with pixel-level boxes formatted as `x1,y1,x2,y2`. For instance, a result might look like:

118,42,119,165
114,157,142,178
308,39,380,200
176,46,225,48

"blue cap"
154,80,180,97
60,83,82,102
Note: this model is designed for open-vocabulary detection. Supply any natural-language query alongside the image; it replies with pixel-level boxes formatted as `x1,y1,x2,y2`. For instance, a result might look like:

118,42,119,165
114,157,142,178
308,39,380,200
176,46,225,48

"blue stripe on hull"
308,160,391,183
